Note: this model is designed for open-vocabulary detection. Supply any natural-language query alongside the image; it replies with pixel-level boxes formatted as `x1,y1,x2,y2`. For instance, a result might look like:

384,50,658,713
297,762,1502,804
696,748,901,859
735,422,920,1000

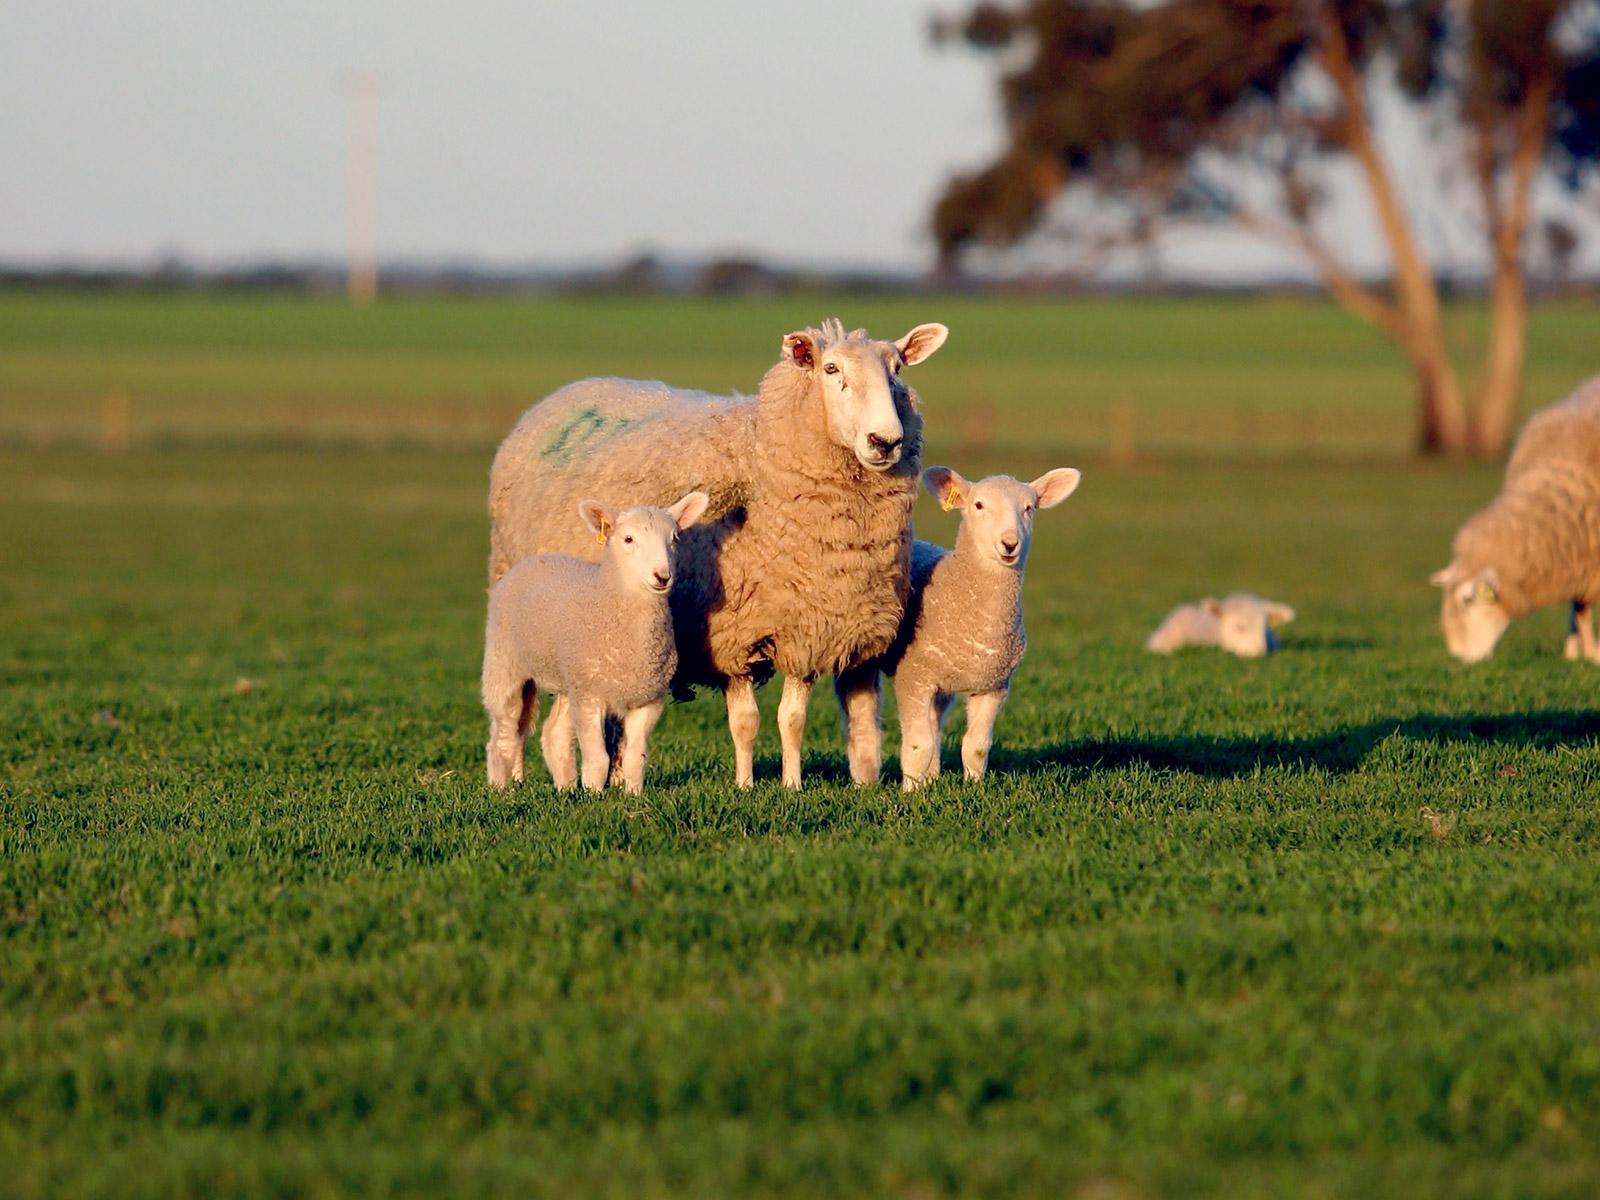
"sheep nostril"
866,433,902,456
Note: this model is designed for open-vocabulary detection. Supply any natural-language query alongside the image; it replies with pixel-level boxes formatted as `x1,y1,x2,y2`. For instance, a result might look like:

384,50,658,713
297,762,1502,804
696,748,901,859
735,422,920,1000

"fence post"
1108,401,1136,466
101,389,131,451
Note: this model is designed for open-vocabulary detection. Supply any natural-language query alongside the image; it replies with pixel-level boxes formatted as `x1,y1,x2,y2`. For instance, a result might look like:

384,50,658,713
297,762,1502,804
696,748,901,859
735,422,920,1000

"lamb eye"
624,535,633,544
824,363,839,375
974,501,984,511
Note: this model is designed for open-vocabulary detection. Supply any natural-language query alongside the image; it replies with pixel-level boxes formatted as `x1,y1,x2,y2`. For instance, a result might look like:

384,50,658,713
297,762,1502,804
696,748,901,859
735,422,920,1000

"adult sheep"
1431,374,1600,662
488,317,949,788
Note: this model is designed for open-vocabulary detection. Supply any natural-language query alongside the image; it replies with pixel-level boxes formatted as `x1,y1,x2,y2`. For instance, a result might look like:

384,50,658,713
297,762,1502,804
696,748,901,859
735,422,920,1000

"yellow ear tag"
941,487,960,513
596,517,610,545
1475,580,1496,603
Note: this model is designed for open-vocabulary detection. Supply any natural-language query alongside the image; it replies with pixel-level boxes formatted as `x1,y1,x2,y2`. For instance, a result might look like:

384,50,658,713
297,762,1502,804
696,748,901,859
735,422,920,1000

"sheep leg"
778,674,814,790
619,698,665,796
540,693,577,791
929,692,956,780
961,688,1008,782
1569,602,1600,663
484,678,535,789
834,665,882,786
898,684,939,791
573,696,611,792
725,676,760,789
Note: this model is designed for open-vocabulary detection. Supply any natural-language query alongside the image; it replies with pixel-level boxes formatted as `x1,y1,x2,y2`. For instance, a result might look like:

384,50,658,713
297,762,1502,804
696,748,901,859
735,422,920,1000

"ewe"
488,318,949,789
482,491,709,793
1145,594,1296,658
837,465,1081,790
1431,375,1600,663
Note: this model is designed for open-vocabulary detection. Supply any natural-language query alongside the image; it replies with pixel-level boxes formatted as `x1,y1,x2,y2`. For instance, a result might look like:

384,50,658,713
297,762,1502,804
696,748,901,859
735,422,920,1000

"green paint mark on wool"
541,407,633,464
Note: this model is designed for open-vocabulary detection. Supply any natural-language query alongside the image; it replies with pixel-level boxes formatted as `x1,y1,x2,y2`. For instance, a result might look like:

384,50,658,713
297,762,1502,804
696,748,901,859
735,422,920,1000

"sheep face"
783,322,947,472
924,466,1081,571
578,491,710,595
1431,565,1510,662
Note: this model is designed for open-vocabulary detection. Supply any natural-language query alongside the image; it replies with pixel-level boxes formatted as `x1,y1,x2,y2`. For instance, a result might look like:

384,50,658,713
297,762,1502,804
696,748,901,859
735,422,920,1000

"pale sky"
0,2,1589,279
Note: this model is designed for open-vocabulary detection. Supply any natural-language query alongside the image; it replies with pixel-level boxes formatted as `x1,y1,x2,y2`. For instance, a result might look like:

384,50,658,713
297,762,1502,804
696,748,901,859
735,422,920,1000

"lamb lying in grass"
1145,594,1295,658
837,465,1081,790
482,491,709,793
1431,374,1600,663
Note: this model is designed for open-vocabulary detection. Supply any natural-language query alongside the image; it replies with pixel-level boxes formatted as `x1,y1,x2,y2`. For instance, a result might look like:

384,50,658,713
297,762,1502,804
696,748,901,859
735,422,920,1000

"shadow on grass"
999,709,1600,780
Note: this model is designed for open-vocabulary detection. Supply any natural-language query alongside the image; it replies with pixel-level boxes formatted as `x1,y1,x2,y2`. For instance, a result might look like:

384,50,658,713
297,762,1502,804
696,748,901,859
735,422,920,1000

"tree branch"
1230,206,1409,343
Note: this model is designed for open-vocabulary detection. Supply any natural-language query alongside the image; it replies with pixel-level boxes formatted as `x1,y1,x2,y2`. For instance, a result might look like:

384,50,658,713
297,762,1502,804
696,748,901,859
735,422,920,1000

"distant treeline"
1,253,1596,300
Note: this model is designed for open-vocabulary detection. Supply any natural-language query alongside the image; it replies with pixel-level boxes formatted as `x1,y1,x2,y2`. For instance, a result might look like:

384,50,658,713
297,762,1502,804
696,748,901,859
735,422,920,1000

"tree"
932,0,1600,455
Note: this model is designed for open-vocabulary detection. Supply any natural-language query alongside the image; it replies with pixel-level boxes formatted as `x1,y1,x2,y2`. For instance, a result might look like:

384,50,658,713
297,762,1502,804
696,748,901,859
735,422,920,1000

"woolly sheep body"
488,319,949,788
481,495,706,793
1432,375,1600,662
1145,594,1295,658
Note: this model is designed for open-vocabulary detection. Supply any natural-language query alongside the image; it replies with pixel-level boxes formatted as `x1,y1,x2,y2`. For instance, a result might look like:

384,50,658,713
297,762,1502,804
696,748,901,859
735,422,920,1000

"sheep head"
924,465,1080,571
1430,563,1509,663
782,319,948,473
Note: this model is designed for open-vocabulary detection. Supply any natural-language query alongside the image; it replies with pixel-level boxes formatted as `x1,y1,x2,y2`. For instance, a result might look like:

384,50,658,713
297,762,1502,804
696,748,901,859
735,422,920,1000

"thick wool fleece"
482,550,677,720
487,327,923,690
1451,375,1600,617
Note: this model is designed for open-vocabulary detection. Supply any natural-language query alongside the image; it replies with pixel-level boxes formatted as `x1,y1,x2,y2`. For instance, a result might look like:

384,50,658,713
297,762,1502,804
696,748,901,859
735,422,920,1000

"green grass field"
3,293,1599,1198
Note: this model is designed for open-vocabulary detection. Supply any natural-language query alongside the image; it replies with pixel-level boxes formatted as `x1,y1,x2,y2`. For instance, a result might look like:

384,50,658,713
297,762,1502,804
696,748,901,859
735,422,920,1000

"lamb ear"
668,490,710,530
1201,597,1224,617
922,466,969,511
577,499,615,544
1429,565,1457,588
1265,602,1296,627
1030,467,1081,509
782,330,817,371
895,323,949,367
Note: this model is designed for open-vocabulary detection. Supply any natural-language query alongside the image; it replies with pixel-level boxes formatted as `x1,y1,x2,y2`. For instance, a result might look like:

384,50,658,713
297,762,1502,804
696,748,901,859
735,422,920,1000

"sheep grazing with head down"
1431,375,1600,663
482,491,709,794
1145,594,1296,658
836,465,1082,790
488,318,949,788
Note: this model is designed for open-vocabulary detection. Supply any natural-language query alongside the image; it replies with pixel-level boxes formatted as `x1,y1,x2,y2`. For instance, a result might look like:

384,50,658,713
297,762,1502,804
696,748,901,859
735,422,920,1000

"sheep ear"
782,331,817,371
922,466,969,511
1030,467,1081,509
668,490,710,530
1429,565,1457,588
577,499,614,544
894,323,949,366
1266,602,1296,627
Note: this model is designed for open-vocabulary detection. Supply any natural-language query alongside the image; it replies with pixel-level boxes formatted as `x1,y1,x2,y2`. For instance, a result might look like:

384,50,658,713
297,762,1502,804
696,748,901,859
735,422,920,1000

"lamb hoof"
1565,634,1582,660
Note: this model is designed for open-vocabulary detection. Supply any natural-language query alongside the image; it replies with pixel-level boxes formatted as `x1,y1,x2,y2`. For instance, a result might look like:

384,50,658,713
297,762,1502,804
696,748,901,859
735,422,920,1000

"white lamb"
838,465,1082,790
1145,594,1295,658
481,490,709,793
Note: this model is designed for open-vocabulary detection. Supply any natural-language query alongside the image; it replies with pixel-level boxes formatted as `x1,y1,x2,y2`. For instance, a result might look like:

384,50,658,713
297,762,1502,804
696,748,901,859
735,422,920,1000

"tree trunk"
1473,270,1528,455
1468,78,1551,457
1412,339,1471,455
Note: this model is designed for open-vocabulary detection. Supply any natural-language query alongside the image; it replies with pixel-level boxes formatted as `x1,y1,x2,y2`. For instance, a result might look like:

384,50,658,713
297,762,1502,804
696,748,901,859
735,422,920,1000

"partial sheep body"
1432,375,1600,662
1145,594,1295,658
488,319,948,788
482,493,706,793
840,466,1081,790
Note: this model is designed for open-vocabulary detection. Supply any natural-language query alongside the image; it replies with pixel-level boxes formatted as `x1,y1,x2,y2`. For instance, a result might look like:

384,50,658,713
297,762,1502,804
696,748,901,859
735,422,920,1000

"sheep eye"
824,363,840,375
973,501,984,511
624,535,634,544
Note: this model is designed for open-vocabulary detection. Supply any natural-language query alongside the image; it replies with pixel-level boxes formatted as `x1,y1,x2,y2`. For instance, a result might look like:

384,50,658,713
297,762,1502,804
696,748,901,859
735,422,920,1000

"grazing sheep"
1145,594,1296,658
482,491,709,793
1431,375,1600,663
488,318,949,789
836,465,1081,790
